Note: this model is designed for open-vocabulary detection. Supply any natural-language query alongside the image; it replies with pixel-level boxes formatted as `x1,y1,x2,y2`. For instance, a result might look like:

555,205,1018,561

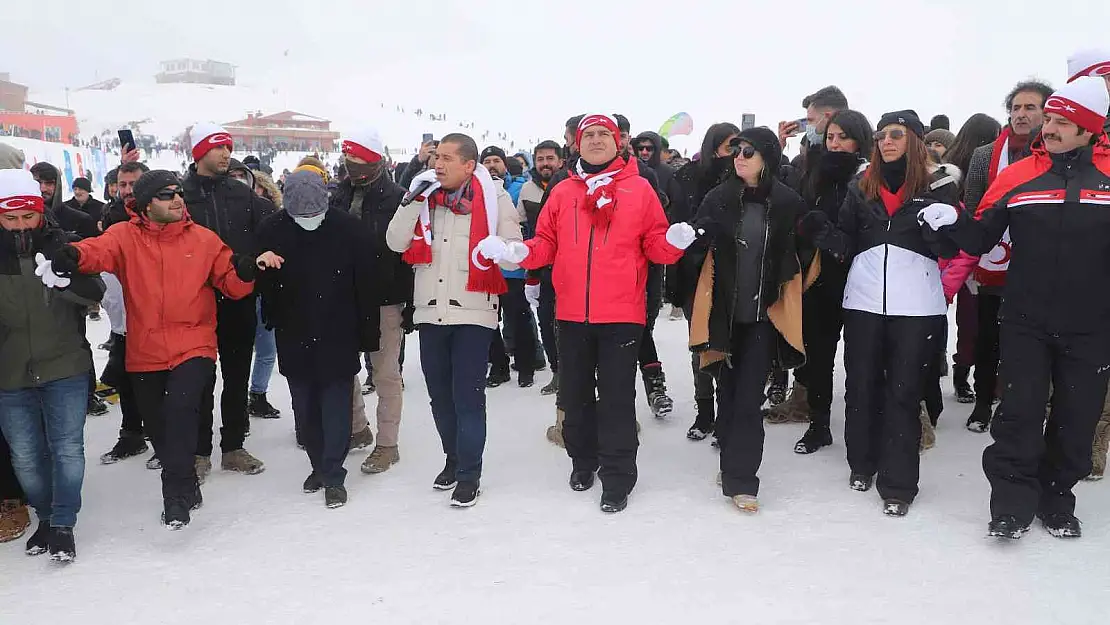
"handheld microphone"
401,179,436,207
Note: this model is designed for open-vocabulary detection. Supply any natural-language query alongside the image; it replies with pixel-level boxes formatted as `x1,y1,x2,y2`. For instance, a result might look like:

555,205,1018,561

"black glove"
232,253,258,282
797,210,830,241
401,304,416,334
49,245,81,277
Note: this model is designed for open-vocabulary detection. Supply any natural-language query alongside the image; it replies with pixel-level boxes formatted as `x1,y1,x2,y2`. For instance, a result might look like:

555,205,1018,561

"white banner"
0,137,112,197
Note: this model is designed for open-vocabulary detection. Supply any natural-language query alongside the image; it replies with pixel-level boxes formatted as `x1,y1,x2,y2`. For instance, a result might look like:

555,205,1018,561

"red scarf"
879,185,906,216
574,157,627,228
402,174,507,295
986,127,1030,186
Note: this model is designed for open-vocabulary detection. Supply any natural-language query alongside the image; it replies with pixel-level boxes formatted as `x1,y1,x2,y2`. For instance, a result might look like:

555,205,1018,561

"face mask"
805,124,822,146
234,176,251,187
3,228,37,256
346,159,384,186
293,212,326,231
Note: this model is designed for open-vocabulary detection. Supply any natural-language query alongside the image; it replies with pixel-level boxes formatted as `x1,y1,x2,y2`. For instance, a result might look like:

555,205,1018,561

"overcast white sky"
4,0,1109,151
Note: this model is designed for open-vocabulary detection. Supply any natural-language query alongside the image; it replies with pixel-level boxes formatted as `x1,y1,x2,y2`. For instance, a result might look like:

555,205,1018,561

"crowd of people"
1,47,1109,563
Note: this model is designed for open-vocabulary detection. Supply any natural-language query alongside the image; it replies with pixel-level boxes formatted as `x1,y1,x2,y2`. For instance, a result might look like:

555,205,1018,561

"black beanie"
133,170,182,211
735,127,783,178
72,177,92,192
480,146,508,165
877,110,925,139
105,168,119,185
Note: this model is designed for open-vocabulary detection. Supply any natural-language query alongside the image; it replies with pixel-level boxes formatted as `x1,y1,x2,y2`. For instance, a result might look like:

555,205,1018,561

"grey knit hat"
282,170,328,217
924,128,956,151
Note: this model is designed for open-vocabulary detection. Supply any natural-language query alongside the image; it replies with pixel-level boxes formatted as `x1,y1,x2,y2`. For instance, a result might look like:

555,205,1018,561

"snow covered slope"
1,310,1107,624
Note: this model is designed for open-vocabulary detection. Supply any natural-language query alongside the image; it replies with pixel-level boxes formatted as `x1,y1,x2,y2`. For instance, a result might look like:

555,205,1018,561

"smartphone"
794,118,809,133
422,133,434,143
118,128,136,152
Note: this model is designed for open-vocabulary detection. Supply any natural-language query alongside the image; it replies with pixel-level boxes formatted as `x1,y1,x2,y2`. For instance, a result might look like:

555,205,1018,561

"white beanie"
1067,48,1110,83
341,128,385,163
0,168,45,214
189,122,233,161
1044,77,1110,135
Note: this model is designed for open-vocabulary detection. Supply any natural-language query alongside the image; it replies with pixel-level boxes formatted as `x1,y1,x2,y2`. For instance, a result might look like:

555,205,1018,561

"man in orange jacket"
45,170,277,529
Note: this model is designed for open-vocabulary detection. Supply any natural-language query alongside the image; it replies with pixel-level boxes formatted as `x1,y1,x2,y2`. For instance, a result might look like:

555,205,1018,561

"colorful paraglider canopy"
659,112,694,138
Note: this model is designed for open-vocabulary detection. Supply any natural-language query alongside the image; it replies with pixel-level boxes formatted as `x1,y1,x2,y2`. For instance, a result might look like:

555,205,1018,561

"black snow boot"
433,458,458,490
1039,512,1081,538
48,527,76,562
988,515,1031,539
25,521,50,556
87,395,109,417
641,363,674,419
248,392,281,419
794,423,833,455
100,430,149,464
966,401,993,433
953,366,975,403
766,367,788,406
486,369,511,388
687,397,715,441
161,497,191,530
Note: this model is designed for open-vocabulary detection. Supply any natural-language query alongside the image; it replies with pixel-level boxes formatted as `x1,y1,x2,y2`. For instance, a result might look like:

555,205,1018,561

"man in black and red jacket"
921,77,1110,541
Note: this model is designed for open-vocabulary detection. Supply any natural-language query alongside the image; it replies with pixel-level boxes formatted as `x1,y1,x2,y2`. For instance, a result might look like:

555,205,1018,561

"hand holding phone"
118,128,136,152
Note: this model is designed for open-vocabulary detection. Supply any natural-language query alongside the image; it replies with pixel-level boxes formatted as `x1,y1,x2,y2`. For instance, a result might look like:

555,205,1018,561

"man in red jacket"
482,114,696,512
46,170,273,530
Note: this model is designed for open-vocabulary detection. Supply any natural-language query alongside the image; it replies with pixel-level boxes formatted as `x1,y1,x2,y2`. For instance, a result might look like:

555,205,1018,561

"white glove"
524,282,541,308
917,204,958,231
666,222,698,250
503,241,530,264
476,235,509,262
34,253,71,289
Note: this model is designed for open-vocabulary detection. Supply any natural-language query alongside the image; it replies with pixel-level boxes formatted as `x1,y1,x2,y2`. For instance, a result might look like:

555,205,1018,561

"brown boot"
1088,415,1110,481
348,426,375,453
919,402,936,453
0,499,31,543
546,408,566,448
765,382,810,424
361,445,400,474
221,449,265,475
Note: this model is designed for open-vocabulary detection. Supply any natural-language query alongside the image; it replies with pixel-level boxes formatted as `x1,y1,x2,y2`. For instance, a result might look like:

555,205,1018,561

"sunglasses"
873,129,907,142
154,188,185,201
635,144,655,153
728,139,757,159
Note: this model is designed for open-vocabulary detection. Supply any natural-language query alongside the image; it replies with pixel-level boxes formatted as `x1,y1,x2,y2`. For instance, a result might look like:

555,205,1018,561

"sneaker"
100,432,148,464
221,449,265,475
1039,512,1082,538
486,370,511,388
569,470,595,492
195,455,212,484
600,492,628,513
361,377,376,395
145,454,161,470
966,402,993,433
361,445,400,474
247,392,281,419
687,425,711,441
86,395,110,417
161,498,190,530
732,494,759,513
988,515,1031,539
953,366,975,404
883,499,910,517
540,373,559,396
349,426,375,453
794,424,833,455
433,459,458,490
450,481,480,507
518,372,535,388
303,473,323,493
0,500,31,543
849,473,874,492
25,521,50,555
47,527,76,562
325,485,348,509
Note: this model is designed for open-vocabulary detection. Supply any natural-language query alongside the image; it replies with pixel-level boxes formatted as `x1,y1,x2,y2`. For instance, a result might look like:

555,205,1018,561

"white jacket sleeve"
386,201,423,253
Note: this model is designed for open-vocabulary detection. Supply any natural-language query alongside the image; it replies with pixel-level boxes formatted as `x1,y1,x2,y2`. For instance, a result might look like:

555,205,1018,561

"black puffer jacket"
182,164,275,255
64,197,105,224
329,174,413,306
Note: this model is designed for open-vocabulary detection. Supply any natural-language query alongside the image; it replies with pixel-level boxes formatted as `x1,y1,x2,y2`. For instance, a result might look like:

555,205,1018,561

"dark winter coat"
943,136,1110,334
102,198,129,229
0,225,104,390
182,164,276,255
681,177,817,372
329,174,413,306
800,152,869,293
255,209,381,381
52,200,98,239
64,196,105,224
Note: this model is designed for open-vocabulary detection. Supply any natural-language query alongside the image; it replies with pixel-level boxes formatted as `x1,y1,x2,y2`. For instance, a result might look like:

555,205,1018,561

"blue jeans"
250,298,277,394
0,375,89,527
419,324,492,483
288,376,353,487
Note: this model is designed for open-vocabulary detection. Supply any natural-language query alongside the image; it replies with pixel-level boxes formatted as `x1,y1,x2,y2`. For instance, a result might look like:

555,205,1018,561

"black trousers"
793,277,844,425
0,428,24,501
983,324,1110,523
557,321,642,497
490,278,537,376
637,264,665,368
717,321,776,497
538,271,558,373
974,291,1002,404
199,295,257,456
683,304,717,403
288,375,353,488
843,310,944,503
132,358,215,504
101,333,144,436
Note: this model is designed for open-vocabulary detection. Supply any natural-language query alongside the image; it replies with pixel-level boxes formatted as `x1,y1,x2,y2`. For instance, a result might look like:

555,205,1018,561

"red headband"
0,195,45,214
341,140,383,163
192,132,234,161
576,114,620,149
1044,95,1107,135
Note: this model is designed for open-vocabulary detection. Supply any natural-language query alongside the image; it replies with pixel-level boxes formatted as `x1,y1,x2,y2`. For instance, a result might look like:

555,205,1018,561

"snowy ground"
1,311,1108,624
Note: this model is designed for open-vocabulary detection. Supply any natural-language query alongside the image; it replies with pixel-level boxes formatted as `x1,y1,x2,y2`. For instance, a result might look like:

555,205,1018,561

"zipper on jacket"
882,219,891,315
755,215,770,322
584,226,595,322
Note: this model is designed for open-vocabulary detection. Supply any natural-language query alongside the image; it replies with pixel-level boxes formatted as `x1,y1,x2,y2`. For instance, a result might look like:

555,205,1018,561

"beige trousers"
351,305,405,446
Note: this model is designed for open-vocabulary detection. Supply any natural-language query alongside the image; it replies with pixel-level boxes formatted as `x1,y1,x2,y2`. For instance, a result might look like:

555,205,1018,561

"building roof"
225,110,331,126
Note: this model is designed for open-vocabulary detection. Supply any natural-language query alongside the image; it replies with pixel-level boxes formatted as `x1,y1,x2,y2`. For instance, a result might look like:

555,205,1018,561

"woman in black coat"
681,127,816,513
254,171,381,509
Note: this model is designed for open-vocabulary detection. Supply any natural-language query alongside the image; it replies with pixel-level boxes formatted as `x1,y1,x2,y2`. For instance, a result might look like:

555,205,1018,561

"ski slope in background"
0,311,1107,624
